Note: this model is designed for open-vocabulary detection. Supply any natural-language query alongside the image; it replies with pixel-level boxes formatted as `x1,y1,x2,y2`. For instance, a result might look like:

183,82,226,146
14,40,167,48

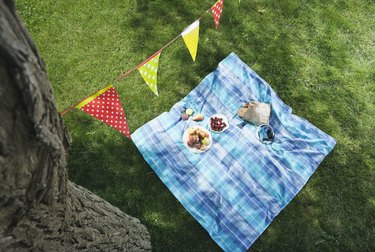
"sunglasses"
256,124,275,144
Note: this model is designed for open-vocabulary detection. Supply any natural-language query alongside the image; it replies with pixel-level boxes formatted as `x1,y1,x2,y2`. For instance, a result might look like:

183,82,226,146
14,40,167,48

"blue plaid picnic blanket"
132,53,336,251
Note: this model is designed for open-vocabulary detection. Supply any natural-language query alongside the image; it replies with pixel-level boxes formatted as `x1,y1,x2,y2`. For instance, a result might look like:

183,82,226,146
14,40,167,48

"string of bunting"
60,0,224,139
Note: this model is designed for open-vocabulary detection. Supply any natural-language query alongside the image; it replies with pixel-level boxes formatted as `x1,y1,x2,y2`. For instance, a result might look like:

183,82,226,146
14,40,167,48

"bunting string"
59,1,224,137
59,5,216,116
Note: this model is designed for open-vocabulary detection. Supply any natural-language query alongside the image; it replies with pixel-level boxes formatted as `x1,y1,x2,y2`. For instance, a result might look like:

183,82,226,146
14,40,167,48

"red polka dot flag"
211,0,224,29
76,84,131,139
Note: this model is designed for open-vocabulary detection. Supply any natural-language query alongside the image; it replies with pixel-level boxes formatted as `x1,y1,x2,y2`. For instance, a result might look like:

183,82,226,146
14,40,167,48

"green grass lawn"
16,0,374,250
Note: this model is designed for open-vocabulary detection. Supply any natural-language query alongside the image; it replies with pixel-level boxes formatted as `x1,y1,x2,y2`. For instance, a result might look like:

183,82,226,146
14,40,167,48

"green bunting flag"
138,51,161,96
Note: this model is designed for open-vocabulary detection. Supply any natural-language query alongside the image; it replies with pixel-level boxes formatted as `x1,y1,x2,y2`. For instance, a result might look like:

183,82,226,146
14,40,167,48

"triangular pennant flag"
211,0,224,29
76,84,131,138
137,51,161,96
181,20,200,62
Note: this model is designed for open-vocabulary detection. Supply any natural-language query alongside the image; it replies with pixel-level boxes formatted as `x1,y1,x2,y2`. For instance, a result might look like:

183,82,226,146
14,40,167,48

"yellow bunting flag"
181,20,200,62
76,84,131,138
138,51,161,96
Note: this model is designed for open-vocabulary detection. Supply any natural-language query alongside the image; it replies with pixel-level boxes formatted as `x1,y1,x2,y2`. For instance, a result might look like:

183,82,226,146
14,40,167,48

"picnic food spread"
181,109,230,153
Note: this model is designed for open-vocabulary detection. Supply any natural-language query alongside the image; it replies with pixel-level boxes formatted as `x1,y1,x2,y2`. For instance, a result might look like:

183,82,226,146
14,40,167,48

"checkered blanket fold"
132,53,336,251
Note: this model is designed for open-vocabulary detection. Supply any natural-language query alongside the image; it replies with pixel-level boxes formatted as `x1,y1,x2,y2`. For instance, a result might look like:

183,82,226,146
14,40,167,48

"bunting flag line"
211,0,224,29
138,51,161,96
60,1,221,117
76,84,131,138
181,20,200,62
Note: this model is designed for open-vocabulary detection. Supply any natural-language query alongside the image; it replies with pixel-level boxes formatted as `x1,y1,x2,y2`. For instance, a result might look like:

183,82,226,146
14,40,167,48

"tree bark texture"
0,0,151,250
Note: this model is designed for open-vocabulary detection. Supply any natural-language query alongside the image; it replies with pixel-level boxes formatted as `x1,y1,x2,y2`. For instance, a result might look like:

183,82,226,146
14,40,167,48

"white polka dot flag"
76,84,131,138
181,20,200,62
137,51,161,96
211,0,224,29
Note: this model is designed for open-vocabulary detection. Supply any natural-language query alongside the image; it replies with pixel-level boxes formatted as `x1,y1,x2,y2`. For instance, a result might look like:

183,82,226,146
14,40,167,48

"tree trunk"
0,0,151,250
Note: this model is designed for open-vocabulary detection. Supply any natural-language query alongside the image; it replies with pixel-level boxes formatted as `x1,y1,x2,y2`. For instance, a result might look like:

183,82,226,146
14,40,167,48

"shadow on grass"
66,0,374,251
67,113,221,251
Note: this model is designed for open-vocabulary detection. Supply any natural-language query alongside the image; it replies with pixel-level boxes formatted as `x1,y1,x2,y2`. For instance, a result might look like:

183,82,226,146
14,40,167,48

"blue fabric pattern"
131,53,336,251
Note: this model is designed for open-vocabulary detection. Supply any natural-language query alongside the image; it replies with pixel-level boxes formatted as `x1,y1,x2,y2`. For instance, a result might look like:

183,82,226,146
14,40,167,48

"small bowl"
207,114,229,133
256,124,275,144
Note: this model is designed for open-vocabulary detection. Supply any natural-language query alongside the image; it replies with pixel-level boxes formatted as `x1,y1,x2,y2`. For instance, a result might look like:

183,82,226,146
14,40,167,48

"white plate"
182,126,212,154
207,114,230,133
